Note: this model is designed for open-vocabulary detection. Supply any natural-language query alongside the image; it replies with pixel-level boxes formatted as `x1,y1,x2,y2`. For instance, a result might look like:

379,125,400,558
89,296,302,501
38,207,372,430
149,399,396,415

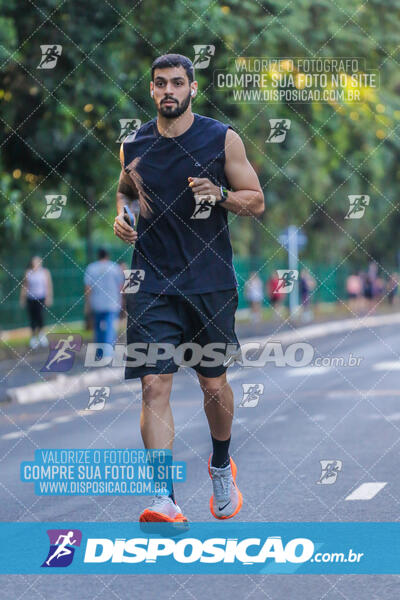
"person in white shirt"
20,256,53,349
244,271,264,323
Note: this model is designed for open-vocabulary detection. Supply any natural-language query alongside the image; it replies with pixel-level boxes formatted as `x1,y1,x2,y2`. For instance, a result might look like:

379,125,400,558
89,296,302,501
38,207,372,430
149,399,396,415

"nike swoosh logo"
218,500,231,511
223,356,234,367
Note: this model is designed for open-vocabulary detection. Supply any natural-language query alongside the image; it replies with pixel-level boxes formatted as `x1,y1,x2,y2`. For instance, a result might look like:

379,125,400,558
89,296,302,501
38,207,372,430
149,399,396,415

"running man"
45,531,76,566
114,54,264,524
38,45,61,69
44,335,76,371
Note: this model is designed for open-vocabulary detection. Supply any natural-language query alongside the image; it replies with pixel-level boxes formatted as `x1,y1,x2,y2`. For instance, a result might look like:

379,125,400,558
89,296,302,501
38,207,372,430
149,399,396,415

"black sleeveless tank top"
120,113,238,295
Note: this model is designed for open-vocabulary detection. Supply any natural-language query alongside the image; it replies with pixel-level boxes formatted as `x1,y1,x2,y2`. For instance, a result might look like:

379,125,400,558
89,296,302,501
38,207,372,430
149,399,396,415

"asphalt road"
1,318,400,598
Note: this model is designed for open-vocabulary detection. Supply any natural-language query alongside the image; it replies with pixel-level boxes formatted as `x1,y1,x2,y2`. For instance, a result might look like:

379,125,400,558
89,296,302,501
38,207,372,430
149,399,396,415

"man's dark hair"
98,248,109,260
151,54,194,84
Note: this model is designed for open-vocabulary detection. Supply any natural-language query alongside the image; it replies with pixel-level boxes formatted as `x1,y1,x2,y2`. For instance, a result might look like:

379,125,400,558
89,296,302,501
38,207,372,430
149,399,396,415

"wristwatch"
217,185,229,204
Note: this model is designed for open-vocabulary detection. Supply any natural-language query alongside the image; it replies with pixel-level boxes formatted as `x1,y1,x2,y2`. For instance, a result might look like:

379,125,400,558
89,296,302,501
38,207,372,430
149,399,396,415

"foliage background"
1,0,399,325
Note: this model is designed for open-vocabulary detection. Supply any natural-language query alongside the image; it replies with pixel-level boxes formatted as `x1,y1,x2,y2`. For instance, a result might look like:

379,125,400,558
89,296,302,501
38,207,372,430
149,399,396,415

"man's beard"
158,91,191,119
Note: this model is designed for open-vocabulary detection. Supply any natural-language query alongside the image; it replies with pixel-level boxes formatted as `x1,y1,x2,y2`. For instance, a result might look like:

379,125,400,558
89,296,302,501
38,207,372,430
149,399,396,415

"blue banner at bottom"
0,522,398,574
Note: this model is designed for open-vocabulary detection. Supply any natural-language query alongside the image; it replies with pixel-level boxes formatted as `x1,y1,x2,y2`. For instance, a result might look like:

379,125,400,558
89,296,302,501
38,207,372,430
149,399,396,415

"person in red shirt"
267,272,285,317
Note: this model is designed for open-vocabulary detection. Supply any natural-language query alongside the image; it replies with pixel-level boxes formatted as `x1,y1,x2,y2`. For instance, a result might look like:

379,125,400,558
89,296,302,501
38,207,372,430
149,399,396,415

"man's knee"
198,373,228,400
141,373,173,407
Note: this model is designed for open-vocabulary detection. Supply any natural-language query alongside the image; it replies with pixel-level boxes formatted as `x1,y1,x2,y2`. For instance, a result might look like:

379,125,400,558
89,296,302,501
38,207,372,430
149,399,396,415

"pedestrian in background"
244,271,264,323
387,272,399,306
20,256,53,349
346,272,363,314
267,271,285,318
84,248,124,357
299,269,316,323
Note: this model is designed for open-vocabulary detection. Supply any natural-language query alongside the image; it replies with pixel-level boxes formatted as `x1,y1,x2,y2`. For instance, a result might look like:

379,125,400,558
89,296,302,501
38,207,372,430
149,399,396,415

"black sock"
211,434,231,468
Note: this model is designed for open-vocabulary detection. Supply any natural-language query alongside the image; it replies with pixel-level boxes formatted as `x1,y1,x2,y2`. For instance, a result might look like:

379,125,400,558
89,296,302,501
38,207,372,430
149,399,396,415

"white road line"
386,413,400,421
1,431,27,440
111,382,182,394
270,415,287,423
368,412,400,421
115,397,130,404
227,370,248,382
6,368,124,404
112,382,142,393
77,410,97,417
328,390,400,399
28,423,52,431
345,482,387,500
374,361,400,371
287,366,331,377
52,416,73,424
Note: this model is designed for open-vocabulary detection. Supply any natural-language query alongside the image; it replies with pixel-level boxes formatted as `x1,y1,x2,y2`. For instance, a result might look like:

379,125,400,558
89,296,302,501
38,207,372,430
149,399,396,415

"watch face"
218,187,227,203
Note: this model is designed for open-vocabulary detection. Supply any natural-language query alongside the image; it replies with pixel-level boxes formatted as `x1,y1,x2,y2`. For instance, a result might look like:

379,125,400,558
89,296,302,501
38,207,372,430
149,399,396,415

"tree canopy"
1,0,400,274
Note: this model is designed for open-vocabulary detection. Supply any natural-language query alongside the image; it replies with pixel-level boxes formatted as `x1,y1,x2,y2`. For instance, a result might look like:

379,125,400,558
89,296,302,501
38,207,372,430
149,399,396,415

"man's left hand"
188,177,221,200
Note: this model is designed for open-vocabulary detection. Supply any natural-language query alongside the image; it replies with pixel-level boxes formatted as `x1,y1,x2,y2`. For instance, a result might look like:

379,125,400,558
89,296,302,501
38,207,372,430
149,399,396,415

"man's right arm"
116,168,139,215
114,144,139,244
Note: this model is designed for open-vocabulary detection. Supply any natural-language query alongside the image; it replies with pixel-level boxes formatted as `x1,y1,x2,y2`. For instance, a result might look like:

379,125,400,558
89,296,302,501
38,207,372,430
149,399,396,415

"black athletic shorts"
124,288,240,380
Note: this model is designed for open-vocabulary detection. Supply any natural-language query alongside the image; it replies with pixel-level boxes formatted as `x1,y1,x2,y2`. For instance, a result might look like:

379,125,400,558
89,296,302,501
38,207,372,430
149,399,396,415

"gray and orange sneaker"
139,495,188,524
208,455,243,520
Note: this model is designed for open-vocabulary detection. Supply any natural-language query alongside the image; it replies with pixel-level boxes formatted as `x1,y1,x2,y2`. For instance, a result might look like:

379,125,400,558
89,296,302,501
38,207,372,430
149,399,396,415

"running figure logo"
192,45,215,69
239,383,264,407
317,460,343,484
191,194,217,219
266,119,291,143
122,269,145,294
275,269,299,293
87,386,110,410
41,334,82,372
42,529,82,567
42,195,67,219
345,195,370,219
116,119,141,143
37,45,62,69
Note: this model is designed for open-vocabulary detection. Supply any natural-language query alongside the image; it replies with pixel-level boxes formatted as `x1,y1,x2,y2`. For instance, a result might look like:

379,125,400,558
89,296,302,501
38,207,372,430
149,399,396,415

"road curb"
5,368,123,404
239,311,400,346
